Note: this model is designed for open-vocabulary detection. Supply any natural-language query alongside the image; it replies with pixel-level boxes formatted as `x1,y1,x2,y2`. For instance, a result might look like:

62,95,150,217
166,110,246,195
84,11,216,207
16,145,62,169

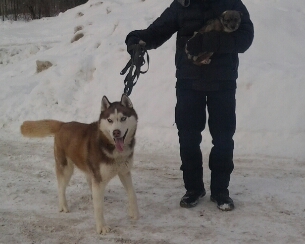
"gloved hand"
185,31,219,56
126,36,146,56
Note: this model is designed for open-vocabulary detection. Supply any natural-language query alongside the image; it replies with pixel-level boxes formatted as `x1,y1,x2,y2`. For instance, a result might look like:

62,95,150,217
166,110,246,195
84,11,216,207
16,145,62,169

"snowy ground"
1,132,305,243
1,0,305,243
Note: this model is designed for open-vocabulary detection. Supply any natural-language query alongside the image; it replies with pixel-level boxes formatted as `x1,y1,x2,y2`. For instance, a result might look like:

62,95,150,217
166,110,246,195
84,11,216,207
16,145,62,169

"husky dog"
20,94,139,235
187,10,242,65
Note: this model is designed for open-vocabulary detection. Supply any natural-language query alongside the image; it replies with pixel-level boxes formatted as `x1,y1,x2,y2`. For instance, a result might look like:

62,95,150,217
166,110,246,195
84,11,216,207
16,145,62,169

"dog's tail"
21,120,64,138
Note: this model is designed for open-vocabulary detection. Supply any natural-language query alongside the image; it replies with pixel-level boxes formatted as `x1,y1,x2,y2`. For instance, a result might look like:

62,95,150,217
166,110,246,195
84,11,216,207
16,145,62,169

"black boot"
210,193,234,211
180,189,206,208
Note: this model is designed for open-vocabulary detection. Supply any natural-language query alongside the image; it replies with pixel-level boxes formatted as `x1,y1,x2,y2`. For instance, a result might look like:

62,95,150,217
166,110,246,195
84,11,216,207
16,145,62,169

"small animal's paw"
186,53,198,61
97,225,111,235
200,59,211,65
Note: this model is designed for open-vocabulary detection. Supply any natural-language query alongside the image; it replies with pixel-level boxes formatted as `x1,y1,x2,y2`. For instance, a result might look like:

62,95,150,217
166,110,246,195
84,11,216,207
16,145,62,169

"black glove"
186,31,220,56
126,36,140,54
126,36,146,56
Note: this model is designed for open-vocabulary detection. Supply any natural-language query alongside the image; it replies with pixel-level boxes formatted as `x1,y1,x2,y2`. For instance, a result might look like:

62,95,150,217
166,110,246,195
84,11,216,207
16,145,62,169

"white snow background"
1,0,305,243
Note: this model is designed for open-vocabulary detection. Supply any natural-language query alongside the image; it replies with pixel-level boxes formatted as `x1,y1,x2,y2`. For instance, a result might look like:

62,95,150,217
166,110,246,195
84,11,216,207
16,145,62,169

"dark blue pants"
175,88,236,195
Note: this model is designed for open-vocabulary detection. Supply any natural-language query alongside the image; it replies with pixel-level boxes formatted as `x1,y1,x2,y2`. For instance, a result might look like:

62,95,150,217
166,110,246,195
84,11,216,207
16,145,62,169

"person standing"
125,0,254,210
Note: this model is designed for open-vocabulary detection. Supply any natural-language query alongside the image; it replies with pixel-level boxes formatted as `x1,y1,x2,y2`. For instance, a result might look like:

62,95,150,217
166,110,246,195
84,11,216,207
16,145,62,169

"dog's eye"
121,117,127,122
107,119,113,123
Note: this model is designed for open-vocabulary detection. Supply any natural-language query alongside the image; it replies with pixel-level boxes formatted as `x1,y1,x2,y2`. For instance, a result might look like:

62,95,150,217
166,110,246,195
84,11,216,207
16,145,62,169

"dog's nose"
113,129,121,138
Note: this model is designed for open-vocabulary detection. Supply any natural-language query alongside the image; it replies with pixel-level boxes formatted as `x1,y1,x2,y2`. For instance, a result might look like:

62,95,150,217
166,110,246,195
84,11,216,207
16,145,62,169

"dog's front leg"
92,180,110,234
118,171,139,220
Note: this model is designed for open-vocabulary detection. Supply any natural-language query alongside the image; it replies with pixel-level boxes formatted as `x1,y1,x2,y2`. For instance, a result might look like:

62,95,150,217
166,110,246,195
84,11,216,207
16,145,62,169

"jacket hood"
177,0,190,7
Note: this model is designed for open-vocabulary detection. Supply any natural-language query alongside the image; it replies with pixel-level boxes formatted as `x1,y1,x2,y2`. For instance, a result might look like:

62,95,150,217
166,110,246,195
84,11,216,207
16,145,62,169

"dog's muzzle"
113,130,128,152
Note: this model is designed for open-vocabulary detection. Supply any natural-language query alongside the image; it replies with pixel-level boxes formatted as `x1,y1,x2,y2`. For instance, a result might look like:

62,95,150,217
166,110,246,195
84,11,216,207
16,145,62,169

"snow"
1,0,305,243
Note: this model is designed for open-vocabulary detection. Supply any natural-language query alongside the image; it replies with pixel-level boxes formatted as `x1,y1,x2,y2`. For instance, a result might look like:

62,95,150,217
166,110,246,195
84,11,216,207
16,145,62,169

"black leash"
120,43,149,96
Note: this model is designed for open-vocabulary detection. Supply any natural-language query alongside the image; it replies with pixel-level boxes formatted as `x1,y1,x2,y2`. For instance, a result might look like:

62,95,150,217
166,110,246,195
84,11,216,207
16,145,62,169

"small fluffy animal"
187,10,242,65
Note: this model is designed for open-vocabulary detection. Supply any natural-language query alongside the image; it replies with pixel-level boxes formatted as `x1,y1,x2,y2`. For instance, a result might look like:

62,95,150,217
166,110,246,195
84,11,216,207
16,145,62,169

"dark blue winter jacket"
126,0,254,90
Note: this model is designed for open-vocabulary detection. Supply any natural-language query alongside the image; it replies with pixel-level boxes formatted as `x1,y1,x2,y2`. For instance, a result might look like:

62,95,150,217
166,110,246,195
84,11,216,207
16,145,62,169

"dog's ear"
219,11,227,22
101,96,111,111
221,10,227,17
121,94,133,108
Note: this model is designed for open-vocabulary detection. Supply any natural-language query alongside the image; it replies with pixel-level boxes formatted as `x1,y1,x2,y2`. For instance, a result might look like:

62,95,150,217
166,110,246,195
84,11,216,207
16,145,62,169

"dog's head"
220,10,242,32
99,94,138,153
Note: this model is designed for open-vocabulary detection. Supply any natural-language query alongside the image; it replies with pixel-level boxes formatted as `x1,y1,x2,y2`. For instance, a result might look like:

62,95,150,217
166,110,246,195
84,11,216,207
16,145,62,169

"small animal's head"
99,94,138,152
220,10,242,32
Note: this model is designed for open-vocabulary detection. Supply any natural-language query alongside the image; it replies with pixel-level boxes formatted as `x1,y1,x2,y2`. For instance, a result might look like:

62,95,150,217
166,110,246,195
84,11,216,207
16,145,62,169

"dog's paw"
59,205,69,213
129,208,140,220
97,225,111,235
200,59,211,64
